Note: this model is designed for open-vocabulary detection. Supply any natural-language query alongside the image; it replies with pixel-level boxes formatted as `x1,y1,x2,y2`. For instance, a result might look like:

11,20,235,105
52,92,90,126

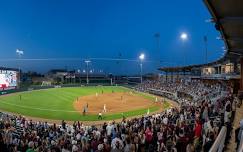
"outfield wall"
0,83,136,96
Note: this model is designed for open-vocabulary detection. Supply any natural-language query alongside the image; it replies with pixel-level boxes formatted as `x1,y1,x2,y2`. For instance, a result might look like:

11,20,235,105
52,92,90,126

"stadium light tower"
16,49,24,88
85,60,91,85
180,32,188,66
154,33,160,70
139,53,145,83
180,33,188,40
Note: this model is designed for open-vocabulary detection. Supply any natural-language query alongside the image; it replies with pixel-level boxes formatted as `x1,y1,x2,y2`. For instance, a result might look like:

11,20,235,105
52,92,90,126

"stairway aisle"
225,103,243,152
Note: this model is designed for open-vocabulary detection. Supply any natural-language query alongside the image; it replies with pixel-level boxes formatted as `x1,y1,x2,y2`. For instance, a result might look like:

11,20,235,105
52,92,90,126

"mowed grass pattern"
0,86,159,121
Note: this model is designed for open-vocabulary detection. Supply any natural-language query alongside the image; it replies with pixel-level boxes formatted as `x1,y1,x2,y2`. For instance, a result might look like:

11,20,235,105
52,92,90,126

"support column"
238,58,243,101
233,62,238,74
240,58,243,90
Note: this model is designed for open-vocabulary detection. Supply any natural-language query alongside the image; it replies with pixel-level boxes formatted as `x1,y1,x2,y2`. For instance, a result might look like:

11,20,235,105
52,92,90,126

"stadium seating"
0,80,238,152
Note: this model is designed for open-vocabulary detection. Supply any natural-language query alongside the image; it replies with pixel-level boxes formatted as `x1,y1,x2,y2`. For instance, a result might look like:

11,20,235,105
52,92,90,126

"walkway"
225,103,243,151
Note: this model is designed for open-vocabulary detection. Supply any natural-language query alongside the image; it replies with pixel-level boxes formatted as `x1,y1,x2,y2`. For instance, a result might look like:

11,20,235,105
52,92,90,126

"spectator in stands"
203,132,214,152
235,119,243,150
0,80,234,152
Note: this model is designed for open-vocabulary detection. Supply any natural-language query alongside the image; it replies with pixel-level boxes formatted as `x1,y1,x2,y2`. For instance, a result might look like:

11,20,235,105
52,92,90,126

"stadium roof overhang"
159,0,243,72
204,0,243,61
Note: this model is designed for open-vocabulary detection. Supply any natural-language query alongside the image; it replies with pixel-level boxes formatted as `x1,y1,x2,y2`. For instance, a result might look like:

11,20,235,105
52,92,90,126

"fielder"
103,104,107,113
147,108,150,115
98,112,102,120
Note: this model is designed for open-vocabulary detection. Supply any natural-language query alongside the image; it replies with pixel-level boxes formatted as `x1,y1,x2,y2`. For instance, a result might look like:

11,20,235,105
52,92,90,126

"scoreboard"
0,70,17,90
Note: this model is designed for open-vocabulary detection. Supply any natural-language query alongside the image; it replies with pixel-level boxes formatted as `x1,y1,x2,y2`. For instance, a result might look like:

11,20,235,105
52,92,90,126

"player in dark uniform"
98,112,102,120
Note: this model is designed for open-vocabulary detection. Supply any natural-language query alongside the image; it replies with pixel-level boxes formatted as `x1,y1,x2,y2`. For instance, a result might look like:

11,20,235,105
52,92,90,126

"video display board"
0,70,17,89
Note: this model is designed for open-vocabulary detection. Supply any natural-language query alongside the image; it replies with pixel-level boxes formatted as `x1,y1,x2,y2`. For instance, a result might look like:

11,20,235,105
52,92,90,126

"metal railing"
209,126,227,152
238,131,243,152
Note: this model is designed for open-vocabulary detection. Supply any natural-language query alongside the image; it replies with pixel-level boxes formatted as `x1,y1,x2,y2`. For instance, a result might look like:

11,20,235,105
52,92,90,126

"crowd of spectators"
0,79,238,152
135,79,225,102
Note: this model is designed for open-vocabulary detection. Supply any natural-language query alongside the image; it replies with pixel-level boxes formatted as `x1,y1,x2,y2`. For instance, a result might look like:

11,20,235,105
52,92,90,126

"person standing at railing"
232,97,236,121
224,98,232,144
203,132,215,152
235,119,243,150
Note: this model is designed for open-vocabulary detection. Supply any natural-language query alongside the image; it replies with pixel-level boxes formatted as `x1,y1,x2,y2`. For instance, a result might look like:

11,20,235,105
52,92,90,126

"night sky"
0,0,224,74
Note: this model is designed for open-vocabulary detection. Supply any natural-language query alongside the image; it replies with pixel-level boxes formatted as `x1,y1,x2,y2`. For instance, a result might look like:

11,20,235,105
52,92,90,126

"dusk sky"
0,0,224,74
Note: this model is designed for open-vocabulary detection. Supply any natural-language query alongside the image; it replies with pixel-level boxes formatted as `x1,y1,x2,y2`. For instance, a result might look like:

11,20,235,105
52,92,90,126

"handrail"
209,126,227,152
238,131,243,152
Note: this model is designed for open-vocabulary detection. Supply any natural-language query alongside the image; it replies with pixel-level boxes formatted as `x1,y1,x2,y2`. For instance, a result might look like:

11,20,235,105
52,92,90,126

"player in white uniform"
103,104,107,113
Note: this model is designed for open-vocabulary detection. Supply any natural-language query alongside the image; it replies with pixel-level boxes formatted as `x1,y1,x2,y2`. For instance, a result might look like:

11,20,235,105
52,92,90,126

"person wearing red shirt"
194,120,202,150
194,120,202,138
145,126,153,150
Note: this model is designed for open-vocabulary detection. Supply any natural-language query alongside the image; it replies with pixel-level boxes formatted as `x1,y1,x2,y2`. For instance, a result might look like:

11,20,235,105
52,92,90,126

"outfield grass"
0,86,160,121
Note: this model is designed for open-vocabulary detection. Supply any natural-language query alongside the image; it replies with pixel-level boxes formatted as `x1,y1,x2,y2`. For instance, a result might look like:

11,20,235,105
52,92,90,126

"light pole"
180,32,188,66
84,60,91,85
154,33,160,70
77,69,81,84
204,35,208,64
139,53,145,83
16,49,24,88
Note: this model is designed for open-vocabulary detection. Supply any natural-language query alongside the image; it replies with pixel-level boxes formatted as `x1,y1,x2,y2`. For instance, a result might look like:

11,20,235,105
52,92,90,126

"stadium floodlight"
77,69,81,84
180,33,188,41
139,53,145,84
180,33,188,66
84,60,91,85
16,49,24,88
139,53,145,61
16,49,24,56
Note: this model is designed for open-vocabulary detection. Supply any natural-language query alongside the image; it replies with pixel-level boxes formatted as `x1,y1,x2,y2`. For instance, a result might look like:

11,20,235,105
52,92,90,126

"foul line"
0,101,79,113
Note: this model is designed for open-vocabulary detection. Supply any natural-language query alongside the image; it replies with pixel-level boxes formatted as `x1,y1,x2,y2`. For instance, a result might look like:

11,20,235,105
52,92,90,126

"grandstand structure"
160,0,243,93
157,1,243,151
0,1,243,152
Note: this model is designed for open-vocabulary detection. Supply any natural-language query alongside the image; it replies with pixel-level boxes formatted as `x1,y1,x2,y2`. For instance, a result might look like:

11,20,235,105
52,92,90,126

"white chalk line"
0,101,79,113
0,100,148,113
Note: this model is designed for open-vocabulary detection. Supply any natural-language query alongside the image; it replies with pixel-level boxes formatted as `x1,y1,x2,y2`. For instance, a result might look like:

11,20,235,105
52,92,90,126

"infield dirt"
73,92,156,114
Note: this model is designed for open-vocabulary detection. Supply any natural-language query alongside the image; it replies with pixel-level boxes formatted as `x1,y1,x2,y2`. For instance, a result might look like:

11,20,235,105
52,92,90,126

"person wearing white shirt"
163,117,168,125
106,123,113,136
111,137,124,150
